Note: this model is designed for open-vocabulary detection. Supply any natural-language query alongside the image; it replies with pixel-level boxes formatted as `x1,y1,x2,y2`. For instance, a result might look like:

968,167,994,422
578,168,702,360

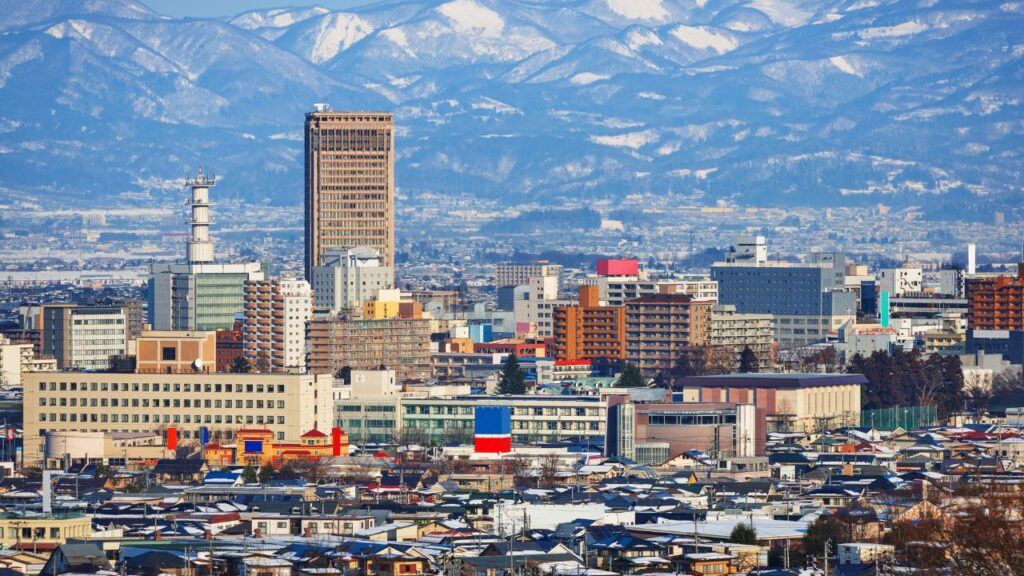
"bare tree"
282,456,331,484
538,454,561,488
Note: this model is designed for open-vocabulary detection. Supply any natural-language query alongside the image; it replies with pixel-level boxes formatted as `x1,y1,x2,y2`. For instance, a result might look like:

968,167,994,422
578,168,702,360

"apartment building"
552,286,626,361
966,263,1024,330
307,316,432,381
243,279,312,372
0,339,55,387
23,372,334,465
710,305,774,368
625,294,713,377
494,262,562,289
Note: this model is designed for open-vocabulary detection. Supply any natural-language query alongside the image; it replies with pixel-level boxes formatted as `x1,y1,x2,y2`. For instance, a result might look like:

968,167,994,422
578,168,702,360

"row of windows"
40,413,285,424
39,397,286,410
38,381,288,393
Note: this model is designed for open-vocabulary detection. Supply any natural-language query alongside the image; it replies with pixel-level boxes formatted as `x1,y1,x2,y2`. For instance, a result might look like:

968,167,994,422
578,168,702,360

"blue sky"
142,0,376,17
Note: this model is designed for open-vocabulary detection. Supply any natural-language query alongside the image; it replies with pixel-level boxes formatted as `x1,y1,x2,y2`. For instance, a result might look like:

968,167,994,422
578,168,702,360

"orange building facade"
967,263,1024,330
204,428,349,469
136,331,217,374
552,286,627,361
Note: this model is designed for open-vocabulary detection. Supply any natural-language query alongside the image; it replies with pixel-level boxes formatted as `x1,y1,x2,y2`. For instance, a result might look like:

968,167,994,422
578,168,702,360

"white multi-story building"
42,305,127,370
0,339,56,387
514,273,572,338
311,247,393,314
879,267,924,297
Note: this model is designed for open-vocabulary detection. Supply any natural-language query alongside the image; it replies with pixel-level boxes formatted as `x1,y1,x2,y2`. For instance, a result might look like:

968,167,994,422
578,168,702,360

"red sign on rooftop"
597,259,639,277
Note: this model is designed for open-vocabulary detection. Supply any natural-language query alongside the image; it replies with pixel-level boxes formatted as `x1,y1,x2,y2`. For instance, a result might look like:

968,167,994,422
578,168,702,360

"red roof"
301,429,328,438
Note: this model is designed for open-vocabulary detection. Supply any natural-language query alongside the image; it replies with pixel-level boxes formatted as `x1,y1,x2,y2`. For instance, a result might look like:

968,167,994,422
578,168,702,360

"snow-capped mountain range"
0,0,1021,217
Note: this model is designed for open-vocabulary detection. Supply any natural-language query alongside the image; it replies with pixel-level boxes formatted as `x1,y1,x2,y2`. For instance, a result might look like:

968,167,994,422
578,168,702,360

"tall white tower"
186,166,215,264
967,243,977,276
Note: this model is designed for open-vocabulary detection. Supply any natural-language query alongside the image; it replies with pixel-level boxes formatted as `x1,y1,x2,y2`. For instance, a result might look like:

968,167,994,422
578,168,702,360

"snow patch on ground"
308,14,374,63
471,97,521,115
747,0,813,26
437,0,505,36
381,28,416,58
670,26,737,53
590,129,660,150
625,29,663,51
638,91,665,100
570,72,611,85
859,20,929,39
829,55,861,76
606,0,670,21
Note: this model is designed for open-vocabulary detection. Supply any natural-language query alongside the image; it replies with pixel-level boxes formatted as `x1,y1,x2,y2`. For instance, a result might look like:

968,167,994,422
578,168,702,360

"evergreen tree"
241,464,258,484
618,363,647,387
258,463,275,483
255,351,272,373
739,347,759,373
230,356,251,374
730,522,758,545
497,354,527,395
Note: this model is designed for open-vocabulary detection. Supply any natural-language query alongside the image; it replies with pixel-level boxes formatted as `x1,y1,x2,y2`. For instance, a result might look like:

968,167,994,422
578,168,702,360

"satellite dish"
192,359,204,372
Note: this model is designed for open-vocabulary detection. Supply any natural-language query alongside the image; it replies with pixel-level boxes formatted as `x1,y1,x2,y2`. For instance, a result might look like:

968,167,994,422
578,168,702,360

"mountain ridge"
0,0,1020,219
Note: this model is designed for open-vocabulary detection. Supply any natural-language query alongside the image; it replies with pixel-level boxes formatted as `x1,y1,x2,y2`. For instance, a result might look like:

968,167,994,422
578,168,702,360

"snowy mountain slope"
0,0,1020,218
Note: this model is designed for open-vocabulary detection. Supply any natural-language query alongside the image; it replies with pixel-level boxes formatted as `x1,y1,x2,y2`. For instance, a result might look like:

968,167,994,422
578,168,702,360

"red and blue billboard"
474,406,512,453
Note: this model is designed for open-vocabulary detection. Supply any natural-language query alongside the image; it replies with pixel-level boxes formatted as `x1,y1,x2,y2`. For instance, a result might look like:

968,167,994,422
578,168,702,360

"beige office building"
304,108,395,280
23,372,334,466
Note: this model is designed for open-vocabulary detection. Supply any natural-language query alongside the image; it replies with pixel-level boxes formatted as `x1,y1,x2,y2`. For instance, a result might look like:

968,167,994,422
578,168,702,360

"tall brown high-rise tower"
304,107,394,280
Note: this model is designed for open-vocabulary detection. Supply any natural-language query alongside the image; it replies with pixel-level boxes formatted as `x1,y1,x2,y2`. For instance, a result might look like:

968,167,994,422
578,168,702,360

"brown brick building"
552,286,627,361
625,294,713,377
966,264,1024,330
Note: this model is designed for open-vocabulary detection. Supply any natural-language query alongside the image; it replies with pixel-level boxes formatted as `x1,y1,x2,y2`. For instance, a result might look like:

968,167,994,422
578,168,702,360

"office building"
710,305,774,368
494,262,562,289
307,316,432,382
311,247,393,314
337,387,606,446
243,279,312,372
41,305,127,370
552,286,626,361
304,108,395,279
625,294,713,377
676,373,865,433
607,392,762,464
966,263,1024,330
149,168,263,331
712,243,855,348
23,371,334,465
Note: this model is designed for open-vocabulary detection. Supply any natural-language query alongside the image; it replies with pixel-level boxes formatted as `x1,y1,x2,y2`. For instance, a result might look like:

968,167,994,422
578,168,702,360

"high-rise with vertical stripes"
304,105,395,281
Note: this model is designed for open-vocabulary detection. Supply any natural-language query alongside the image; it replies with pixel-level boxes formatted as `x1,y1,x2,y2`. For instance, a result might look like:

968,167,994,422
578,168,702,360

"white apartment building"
0,340,56,387
42,305,127,370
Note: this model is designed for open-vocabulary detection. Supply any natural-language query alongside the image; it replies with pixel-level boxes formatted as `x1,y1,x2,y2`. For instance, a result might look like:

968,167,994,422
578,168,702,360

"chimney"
253,527,262,539
303,527,312,538
154,530,162,541
204,529,212,540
